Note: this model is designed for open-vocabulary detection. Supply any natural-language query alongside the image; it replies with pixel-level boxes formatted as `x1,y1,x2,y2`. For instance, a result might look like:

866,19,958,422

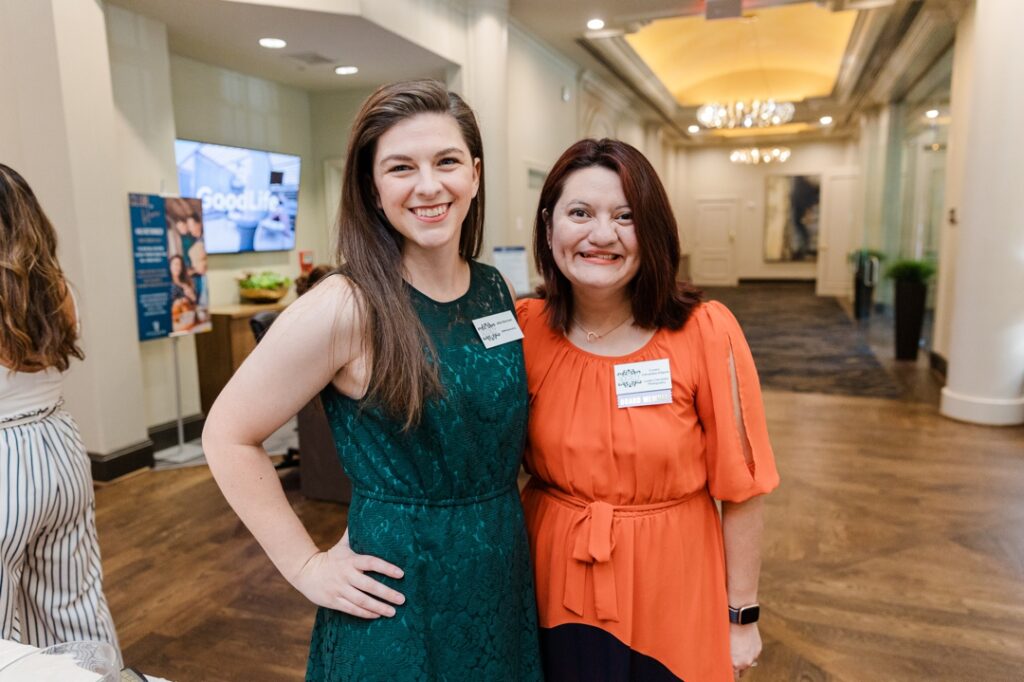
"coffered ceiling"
512,0,962,144
624,4,858,106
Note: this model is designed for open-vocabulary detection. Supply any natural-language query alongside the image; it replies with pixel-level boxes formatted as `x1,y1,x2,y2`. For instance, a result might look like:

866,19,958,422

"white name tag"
472,310,524,349
614,358,672,408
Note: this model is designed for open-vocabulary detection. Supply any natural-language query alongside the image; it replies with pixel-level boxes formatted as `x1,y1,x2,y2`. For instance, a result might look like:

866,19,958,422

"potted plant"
885,259,936,360
848,249,885,319
237,271,292,303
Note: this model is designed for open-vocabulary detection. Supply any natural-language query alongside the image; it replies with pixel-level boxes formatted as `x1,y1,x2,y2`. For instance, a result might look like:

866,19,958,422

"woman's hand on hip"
731,622,762,679
291,531,406,618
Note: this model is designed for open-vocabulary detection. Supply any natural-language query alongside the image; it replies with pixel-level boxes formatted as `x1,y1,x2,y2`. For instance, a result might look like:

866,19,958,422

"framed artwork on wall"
764,174,821,262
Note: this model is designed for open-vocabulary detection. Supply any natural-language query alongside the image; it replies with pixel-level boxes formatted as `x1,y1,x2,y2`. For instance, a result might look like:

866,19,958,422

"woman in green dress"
203,80,542,681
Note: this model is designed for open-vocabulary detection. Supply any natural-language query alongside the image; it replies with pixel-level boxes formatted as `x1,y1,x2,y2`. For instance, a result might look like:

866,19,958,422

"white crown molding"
820,0,898,9
612,0,806,25
834,8,894,105
867,6,957,104
580,35,680,121
507,17,580,79
578,70,633,114
463,0,506,14
903,44,953,105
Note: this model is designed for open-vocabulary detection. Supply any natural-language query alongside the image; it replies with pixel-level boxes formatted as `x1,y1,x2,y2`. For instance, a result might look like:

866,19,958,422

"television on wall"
174,139,301,254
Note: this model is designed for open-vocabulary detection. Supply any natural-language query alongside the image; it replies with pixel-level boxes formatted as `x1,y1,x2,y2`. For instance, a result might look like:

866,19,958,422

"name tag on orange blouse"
472,310,524,348
614,358,672,408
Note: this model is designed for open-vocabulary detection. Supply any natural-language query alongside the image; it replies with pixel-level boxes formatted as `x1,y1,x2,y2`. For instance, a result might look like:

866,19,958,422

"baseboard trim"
148,414,206,452
929,351,948,379
89,440,154,482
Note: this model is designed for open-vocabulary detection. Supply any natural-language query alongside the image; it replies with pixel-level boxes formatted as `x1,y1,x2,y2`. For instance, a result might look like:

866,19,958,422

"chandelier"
729,147,791,165
696,99,795,129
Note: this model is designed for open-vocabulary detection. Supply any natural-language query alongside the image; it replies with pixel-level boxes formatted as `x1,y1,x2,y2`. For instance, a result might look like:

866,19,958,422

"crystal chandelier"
729,147,791,165
696,99,795,129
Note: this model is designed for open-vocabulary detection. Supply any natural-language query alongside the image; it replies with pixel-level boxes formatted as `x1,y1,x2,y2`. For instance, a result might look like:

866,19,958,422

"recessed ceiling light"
335,66,359,76
820,115,834,125
688,125,700,134
587,18,605,30
925,109,940,119
258,38,287,49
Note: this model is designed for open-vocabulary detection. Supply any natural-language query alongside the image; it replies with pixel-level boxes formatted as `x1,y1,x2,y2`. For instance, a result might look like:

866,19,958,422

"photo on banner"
128,193,212,341
164,197,211,334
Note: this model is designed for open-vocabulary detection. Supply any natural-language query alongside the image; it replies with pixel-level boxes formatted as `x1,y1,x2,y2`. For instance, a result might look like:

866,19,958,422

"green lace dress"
306,261,542,681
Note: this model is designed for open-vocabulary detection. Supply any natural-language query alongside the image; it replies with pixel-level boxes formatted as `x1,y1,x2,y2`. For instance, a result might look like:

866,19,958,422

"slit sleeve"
515,298,532,328
694,300,780,502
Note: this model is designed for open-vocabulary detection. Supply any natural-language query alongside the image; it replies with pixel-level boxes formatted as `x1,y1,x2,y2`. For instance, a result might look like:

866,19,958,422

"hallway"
94,286,1024,681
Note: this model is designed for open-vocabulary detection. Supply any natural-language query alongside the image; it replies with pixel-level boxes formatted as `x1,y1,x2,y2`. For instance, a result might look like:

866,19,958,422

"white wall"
933,5,974,361
106,13,333,427
106,4,207,429
682,139,858,280
0,0,149,454
504,22,579,281
170,55,329,308
308,87,378,262
359,0,467,68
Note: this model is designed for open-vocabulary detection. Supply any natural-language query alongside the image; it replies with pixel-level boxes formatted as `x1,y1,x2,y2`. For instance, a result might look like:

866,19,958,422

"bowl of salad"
237,271,292,303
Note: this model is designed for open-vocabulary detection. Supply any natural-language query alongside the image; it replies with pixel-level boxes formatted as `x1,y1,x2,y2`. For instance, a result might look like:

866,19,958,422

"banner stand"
129,192,211,466
153,335,205,464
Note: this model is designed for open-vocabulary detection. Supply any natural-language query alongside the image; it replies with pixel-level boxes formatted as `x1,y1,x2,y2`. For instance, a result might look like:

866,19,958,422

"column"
462,0,510,255
0,0,152,471
940,0,1024,426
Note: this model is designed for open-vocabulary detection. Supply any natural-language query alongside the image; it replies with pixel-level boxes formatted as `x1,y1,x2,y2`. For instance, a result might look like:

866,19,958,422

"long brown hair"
336,80,485,427
534,138,702,332
0,163,83,372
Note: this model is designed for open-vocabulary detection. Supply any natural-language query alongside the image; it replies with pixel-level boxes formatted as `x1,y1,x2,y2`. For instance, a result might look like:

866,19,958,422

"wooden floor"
94,393,1024,680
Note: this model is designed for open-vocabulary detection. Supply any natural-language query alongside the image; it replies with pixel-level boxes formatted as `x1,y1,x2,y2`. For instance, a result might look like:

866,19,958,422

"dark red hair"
533,138,702,332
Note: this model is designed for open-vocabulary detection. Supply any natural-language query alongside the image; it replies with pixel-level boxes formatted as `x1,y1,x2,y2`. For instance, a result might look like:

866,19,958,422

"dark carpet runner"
703,282,903,399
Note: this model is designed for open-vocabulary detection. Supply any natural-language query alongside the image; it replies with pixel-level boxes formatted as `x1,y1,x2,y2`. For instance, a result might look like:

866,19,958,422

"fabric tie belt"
532,482,704,622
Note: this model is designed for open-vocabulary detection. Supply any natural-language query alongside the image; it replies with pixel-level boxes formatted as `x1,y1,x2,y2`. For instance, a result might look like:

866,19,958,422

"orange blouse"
516,298,780,682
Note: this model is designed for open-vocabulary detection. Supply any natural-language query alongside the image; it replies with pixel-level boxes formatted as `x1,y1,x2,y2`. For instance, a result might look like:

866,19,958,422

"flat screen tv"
174,139,301,254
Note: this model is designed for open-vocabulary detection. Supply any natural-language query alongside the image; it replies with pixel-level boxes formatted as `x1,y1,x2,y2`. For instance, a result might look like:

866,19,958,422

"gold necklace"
572,313,634,343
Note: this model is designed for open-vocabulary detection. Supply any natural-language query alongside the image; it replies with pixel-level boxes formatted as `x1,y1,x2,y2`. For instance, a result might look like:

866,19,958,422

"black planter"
854,279,874,318
894,279,927,360
852,253,879,319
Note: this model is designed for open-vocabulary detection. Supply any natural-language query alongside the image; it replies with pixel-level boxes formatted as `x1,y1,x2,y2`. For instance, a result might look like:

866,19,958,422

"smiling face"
372,113,480,257
548,165,640,298
169,255,184,280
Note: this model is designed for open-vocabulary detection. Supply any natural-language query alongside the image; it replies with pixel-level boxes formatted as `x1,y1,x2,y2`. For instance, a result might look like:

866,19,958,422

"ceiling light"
587,18,605,30
925,109,940,119
334,66,359,76
820,115,834,125
730,147,791,165
688,125,700,134
697,100,795,130
258,38,287,49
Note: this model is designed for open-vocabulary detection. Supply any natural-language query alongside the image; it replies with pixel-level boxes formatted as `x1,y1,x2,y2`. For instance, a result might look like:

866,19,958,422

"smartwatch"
728,603,760,625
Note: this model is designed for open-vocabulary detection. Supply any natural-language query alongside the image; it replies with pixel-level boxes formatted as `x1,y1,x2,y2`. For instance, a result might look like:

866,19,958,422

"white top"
0,290,76,423
0,365,64,422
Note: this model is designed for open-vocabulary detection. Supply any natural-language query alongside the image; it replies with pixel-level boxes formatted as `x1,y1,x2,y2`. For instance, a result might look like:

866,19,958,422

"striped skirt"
0,406,119,659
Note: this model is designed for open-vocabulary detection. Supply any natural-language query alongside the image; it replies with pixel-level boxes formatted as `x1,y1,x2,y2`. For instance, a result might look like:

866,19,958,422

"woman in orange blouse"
516,138,779,681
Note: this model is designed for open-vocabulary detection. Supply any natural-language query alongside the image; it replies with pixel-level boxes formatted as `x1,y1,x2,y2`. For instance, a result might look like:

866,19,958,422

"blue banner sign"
129,193,173,341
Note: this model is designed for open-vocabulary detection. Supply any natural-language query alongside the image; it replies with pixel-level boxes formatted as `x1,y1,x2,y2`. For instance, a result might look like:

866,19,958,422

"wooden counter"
194,302,286,414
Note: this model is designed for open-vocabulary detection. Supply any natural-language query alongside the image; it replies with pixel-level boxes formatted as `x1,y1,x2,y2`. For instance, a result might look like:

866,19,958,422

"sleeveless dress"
306,261,542,681
516,298,780,682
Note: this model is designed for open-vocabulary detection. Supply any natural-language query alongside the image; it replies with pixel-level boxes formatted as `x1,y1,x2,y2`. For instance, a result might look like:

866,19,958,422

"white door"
692,198,739,286
323,157,345,234
816,168,859,297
